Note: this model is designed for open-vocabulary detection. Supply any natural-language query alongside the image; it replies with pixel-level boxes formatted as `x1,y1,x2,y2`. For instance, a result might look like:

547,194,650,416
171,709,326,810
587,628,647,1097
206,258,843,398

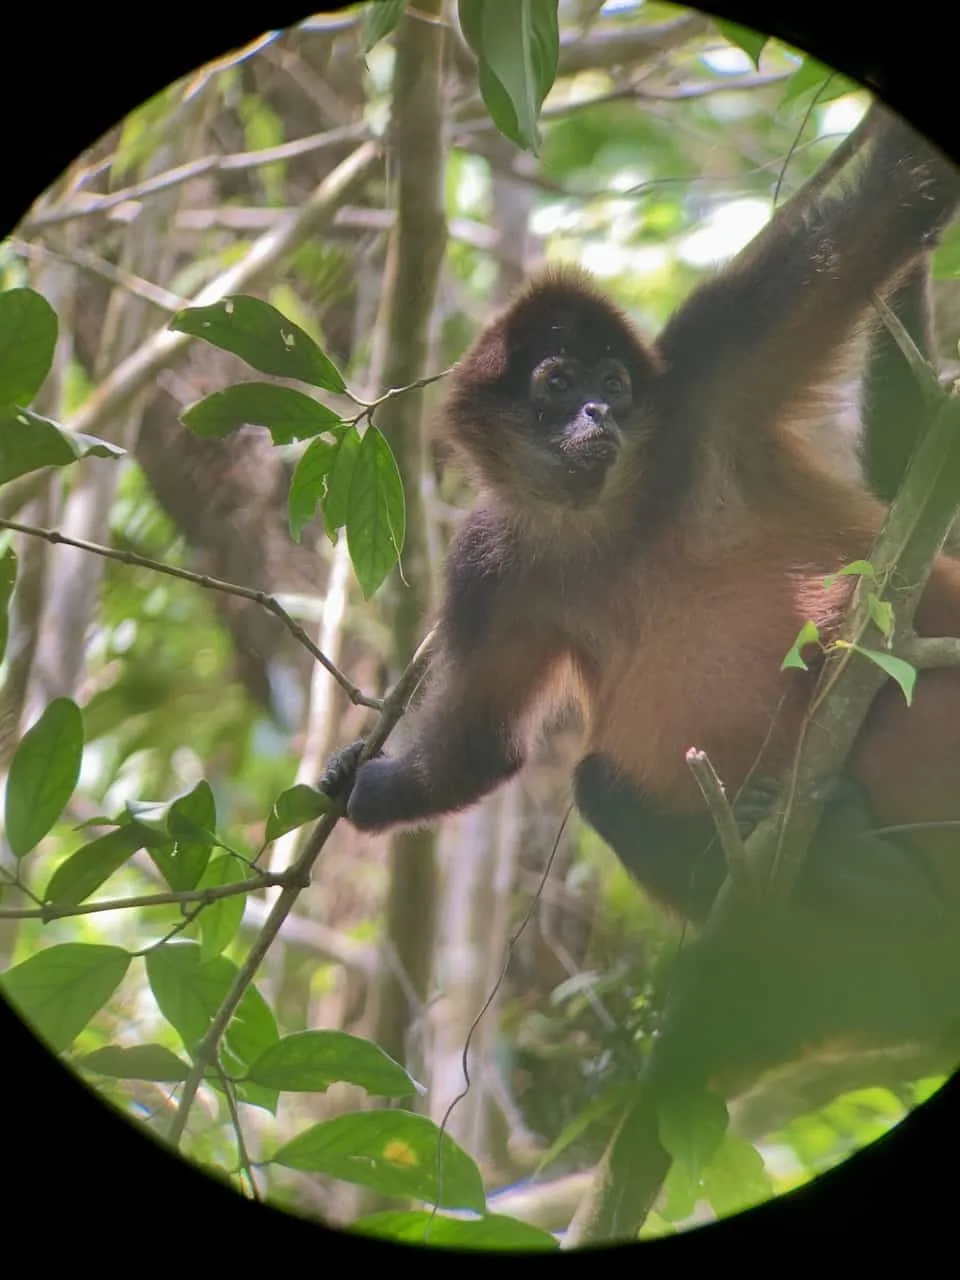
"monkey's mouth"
558,441,619,502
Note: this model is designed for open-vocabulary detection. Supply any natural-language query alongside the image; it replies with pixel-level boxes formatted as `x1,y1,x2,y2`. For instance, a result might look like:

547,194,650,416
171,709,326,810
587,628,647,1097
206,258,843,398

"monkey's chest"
576,559,845,804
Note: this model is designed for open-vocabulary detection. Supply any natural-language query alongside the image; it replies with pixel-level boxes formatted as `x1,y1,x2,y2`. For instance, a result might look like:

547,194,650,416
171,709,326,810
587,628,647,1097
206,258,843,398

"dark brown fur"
338,106,960,922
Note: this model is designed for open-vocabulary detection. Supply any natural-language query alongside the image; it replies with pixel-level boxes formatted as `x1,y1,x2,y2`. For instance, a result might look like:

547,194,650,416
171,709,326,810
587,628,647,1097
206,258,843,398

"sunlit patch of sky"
679,197,772,267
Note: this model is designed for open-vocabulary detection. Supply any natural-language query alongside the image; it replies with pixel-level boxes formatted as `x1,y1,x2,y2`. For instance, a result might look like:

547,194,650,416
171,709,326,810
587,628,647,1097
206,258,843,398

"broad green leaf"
147,838,211,893
701,1133,773,1218
195,855,248,961
181,382,343,445
322,424,362,534
714,20,767,68
851,645,917,706
823,559,875,590
79,1043,190,1081
1,943,130,1053
659,1157,700,1224
6,698,84,857
126,779,216,845
288,437,339,542
170,296,346,393
44,825,145,907
265,784,331,842
346,426,406,598
780,57,857,107
246,1030,418,1097
458,0,559,154
782,619,821,671
0,288,58,406
355,1210,557,1251
0,408,124,486
145,941,278,1066
362,0,408,53
272,1110,486,1212
0,545,17,663
658,1088,728,1182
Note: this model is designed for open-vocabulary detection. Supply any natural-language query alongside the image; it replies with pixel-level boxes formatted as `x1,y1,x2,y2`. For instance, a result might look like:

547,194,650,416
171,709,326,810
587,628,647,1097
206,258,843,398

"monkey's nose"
583,402,611,425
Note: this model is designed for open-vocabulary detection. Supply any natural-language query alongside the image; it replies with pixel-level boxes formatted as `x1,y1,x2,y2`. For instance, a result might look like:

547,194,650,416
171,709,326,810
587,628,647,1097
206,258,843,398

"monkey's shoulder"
441,506,528,652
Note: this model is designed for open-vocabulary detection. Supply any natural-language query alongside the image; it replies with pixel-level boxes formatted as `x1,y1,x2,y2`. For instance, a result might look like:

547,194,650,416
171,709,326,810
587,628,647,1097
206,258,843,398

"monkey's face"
526,355,633,506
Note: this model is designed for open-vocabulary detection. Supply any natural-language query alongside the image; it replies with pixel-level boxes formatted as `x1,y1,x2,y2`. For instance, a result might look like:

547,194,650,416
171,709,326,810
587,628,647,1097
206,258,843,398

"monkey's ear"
463,322,509,384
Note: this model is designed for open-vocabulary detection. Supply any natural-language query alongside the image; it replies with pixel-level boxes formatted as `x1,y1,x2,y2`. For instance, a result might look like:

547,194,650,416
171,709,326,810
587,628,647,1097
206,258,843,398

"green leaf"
0,408,124,486
265,784,331,842
823,559,875,590
288,437,339,543
272,1110,486,1211
355,1210,557,1251
181,382,344,445
933,221,960,280
362,0,408,53
346,426,406,598
0,544,17,663
714,20,767,68
322,424,362,534
701,1133,773,1219
780,56,857,107
1,943,130,1053
126,779,217,845
148,839,211,893
458,0,559,154
170,296,346,393
851,645,917,706
6,698,84,857
246,1030,419,1097
659,1157,700,1223
44,825,145,907
782,619,821,672
0,288,58,406
79,1043,190,1081
145,941,278,1066
658,1088,728,1182
195,855,247,961
866,591,894,638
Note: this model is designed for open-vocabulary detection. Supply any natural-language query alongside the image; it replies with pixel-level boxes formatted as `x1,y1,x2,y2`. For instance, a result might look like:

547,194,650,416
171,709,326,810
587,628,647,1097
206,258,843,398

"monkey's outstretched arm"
657,105,960,437
331,521,567,833
340,628,563,830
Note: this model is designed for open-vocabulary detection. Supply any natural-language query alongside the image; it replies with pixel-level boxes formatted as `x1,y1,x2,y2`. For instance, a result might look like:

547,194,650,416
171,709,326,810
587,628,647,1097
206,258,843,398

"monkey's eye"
603,374,624,396
546,370,572,394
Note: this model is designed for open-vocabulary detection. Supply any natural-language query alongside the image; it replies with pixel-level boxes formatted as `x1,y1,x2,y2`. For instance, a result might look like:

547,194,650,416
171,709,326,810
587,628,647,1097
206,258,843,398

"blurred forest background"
2,0,959,1244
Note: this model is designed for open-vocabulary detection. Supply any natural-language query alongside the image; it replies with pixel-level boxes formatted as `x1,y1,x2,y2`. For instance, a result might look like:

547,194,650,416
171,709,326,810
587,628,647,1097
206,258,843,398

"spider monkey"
325,105,960,935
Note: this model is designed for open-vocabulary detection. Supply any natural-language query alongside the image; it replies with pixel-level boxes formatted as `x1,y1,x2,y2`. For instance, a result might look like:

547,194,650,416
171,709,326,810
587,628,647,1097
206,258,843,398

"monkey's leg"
574,755,941,930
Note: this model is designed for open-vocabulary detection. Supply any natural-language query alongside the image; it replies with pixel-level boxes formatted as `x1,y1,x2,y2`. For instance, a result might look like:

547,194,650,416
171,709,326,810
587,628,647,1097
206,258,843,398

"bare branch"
65,140,380,440
10,237,186,313
685,748,753,892
166,627,434,1146
0,517,383,711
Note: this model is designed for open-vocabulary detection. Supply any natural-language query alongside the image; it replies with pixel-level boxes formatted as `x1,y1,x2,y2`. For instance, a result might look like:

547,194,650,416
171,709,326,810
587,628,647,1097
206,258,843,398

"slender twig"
0,518,383,711
215,1064,261,1202
685,748,753,892
166,628,435,1147
9,238,186,313
21,123,371,232
344,369,452,424
0,870,292,921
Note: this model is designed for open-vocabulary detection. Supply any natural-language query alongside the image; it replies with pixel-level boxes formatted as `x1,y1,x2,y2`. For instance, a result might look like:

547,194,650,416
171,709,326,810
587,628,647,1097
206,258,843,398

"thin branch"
65,139,380,440
20,123,371,232
0,518,383,711
898,634,960,669
0,870,291,921
215,1064,261,1202
166,627,435,1147
9,238,186,313
685,748,753,892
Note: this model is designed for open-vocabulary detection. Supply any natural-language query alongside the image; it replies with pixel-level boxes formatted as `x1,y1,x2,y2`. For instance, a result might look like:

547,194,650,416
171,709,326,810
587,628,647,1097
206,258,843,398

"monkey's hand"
319,740,369,804
732,777,782,837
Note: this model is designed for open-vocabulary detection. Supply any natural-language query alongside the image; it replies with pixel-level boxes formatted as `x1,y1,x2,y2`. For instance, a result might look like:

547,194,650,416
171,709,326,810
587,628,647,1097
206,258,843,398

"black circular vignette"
2,0,959,1260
